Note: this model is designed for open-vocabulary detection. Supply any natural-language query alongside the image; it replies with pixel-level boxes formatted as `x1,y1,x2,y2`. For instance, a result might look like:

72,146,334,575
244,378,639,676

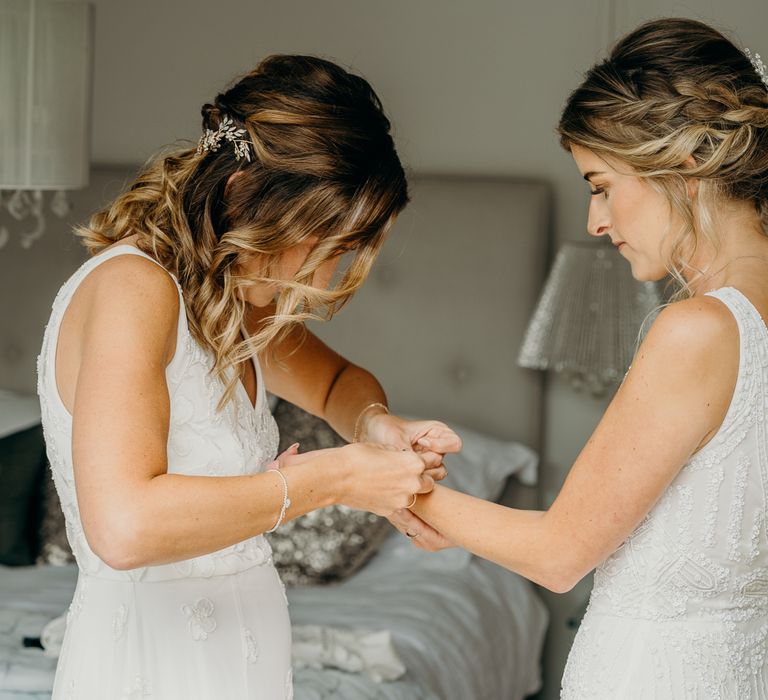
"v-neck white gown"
561,287,768,699
37,244,293,700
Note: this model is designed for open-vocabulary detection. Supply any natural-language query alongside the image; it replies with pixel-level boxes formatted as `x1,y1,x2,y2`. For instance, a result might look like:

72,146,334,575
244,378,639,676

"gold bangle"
352,401,389,442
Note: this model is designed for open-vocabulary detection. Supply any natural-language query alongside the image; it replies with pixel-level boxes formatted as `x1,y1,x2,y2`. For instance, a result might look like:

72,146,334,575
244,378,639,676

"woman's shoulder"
618,295,740,447
649,295,738,351
73,248,182,358
81,244,179,303
632,295,739,400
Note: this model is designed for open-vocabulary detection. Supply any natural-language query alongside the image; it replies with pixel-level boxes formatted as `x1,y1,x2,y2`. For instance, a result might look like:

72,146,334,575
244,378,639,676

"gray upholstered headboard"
312,176,551,451
0,172,551,456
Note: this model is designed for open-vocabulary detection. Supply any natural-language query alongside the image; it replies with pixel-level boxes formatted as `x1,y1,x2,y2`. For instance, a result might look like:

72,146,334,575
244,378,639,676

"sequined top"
561,287,768,699
36,244,280,582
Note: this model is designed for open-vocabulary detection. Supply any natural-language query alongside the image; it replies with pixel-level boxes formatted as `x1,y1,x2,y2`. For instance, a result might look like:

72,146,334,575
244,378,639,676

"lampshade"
0,0,92,191
0,0,92,249
517,240,662,395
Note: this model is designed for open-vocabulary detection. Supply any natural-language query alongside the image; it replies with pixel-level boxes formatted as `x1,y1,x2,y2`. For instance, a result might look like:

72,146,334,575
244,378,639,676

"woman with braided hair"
392,18,768,696
38,55,461,699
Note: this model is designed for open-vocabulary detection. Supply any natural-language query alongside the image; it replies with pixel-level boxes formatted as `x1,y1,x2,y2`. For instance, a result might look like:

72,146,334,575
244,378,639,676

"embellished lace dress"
37,245,293,700
561,287,768,699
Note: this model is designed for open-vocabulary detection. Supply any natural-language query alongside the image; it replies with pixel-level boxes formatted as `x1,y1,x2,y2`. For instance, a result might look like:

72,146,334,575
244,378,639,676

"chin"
624,254,667,283
241,286,278,308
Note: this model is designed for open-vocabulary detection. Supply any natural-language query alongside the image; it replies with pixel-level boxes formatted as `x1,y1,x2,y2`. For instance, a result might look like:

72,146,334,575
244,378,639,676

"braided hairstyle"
558,18,768,298
77,55,408,410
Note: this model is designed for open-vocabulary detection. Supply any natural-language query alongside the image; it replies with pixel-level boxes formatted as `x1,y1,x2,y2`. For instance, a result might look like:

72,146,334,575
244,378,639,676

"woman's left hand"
361,414,462,481
359,413,461,547
389,507,456,552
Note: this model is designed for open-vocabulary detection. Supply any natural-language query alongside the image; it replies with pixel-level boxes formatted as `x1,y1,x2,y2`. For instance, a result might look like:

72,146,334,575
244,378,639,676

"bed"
0,174,551,700
1,527,545,700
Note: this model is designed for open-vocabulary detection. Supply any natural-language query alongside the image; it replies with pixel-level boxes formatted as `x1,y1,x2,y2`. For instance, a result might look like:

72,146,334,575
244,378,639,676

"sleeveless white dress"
36,244,293,700
561,287,768,699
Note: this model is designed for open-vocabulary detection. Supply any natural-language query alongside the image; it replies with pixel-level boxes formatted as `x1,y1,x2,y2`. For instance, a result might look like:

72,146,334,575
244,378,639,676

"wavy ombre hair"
558,18,768,300
77,55,409,409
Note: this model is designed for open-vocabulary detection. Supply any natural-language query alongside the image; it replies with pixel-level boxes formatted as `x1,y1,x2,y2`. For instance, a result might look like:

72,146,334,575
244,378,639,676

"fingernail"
417,438,431,448
289,442,300,453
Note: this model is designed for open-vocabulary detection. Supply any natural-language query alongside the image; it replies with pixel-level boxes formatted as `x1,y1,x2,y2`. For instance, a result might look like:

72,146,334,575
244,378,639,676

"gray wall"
0,169,129,393
75,0,768,490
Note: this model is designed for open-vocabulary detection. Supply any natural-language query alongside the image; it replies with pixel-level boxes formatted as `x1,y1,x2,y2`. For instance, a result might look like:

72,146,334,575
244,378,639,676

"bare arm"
248,303,462,466
71,257,430,571
246,302,387,441
406,297,739,592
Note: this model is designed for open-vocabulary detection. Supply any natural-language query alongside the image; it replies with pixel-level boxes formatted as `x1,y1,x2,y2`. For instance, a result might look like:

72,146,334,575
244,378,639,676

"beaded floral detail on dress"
242,628,259,664
561,287,768,699
182,598,217,641
112,604,128,641
120,676,152,700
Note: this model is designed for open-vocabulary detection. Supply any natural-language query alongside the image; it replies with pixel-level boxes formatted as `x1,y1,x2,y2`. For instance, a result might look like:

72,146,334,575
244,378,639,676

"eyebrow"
583,171,605,182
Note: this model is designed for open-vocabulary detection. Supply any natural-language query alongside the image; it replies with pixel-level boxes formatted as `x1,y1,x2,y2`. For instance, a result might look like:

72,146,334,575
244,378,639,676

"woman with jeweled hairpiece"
38,55,461,699
391,18,768,697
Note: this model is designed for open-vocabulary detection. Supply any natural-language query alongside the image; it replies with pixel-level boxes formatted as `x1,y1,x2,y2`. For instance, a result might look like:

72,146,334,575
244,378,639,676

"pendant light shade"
1,0,92,190
0,0,92,249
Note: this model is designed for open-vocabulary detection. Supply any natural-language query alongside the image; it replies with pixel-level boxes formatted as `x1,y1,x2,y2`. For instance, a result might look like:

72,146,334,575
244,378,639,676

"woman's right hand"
341,443,436,515
281,443,435,516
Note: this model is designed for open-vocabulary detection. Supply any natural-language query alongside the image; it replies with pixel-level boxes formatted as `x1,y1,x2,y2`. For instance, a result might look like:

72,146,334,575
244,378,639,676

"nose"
586,198,611,238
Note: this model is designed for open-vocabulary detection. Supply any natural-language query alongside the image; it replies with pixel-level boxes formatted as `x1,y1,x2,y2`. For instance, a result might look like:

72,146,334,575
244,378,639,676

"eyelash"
590,188,607,198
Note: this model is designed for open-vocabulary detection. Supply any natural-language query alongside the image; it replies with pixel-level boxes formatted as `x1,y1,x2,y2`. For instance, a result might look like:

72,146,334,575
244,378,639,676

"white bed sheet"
0,532,547,700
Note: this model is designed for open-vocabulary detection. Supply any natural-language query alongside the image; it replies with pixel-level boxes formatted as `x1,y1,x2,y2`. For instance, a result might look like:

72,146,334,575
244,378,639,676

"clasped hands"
271,412,459,551
363,412,459,552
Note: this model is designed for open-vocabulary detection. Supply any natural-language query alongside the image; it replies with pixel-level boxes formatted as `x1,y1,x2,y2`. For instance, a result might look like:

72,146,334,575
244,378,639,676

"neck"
683,203,768,296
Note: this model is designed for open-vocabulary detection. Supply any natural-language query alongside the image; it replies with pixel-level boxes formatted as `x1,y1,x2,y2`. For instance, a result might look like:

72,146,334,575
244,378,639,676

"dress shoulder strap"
704,287,768,353
695,287,768,459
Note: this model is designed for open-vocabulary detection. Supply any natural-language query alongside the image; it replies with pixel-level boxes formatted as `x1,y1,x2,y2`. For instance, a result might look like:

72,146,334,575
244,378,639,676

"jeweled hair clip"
196,114,252,162
744,48,768,90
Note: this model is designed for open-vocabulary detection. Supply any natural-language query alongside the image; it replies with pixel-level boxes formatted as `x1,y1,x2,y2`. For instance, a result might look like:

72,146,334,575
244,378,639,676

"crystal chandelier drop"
0,0,93,250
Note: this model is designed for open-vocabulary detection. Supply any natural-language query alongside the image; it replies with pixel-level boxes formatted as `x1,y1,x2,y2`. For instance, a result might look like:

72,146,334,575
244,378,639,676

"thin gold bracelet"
352,402,389,443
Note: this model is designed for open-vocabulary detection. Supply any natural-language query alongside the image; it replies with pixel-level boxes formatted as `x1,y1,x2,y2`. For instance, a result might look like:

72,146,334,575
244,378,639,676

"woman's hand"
389,507,456,552
265,443,301,470
361,414,462,481
279,443,435,517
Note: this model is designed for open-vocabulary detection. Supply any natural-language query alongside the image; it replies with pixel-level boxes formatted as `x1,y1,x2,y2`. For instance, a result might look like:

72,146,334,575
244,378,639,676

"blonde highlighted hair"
77,55,409,409
558,18,768,300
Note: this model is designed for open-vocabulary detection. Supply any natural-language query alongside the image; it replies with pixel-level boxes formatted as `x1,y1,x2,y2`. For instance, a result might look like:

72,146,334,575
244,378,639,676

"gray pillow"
0,425,47,566
266,399,393,586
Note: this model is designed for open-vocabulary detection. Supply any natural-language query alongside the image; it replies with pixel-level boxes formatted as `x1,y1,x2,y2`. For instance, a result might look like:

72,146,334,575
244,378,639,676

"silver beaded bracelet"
266,468,291,533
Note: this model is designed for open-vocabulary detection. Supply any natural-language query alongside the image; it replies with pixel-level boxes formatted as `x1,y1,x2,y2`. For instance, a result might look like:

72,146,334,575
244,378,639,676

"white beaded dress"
561,287,768,699
37,245,293,700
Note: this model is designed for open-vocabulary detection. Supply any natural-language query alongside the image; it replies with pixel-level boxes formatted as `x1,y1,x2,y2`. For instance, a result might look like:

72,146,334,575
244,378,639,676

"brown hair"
77,55,409,408
558,18,768,298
